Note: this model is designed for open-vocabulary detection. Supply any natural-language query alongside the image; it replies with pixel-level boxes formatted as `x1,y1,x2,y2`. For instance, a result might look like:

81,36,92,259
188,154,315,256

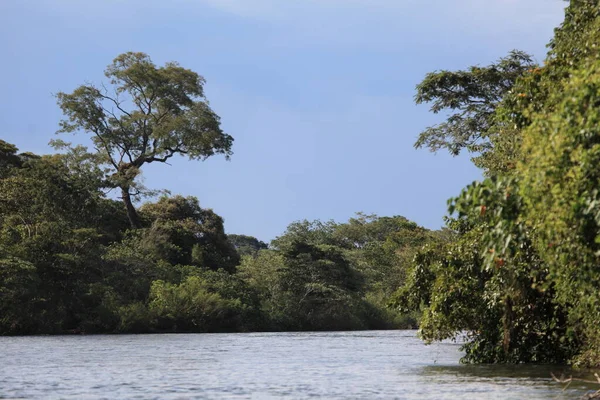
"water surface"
0,331,595,399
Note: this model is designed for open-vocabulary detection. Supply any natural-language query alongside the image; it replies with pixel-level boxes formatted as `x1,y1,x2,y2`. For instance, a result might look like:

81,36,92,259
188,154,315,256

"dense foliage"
54,52,233,228
394,0,600,367
4,4,600,371
0,136,439,334
0,54,439,334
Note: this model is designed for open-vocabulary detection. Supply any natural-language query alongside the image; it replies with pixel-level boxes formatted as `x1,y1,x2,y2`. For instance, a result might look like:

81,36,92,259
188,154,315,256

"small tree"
55,52,233,228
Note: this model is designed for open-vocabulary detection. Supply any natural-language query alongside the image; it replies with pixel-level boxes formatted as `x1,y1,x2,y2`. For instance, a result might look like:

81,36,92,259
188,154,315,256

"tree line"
0,52,446,335
0,139,441,334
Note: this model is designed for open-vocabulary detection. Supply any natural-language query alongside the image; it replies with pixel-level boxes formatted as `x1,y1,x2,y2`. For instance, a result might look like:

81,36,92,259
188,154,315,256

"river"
0,331,596,399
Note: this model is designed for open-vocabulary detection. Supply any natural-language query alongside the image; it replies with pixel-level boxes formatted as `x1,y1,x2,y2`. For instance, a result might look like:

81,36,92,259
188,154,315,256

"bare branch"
96,85,132,118
89,127,119,170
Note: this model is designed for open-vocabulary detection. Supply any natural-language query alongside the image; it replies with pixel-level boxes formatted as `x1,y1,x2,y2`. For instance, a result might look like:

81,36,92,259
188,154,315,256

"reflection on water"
0,331,596,399
424,363,580,380
421,364,599,398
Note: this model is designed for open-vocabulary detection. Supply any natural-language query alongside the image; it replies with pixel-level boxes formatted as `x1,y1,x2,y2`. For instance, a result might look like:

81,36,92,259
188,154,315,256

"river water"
0,331,596,399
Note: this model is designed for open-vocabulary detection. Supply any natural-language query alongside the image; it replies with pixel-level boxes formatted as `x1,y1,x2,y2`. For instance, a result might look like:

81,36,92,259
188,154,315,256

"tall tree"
55,52,233,228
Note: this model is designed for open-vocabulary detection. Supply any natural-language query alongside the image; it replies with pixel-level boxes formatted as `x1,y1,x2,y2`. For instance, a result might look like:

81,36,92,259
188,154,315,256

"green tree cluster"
0,139,257,334
0,141,435,334
0,53,436,335
395,0,600,367
240,214,442,331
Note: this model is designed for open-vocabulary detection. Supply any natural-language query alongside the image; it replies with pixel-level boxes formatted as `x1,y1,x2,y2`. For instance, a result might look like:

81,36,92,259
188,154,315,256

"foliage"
238,250,286,326
241,214,439,330
277,241,366,330
149,276,248,333
0,257,41,334
0,140,24,177
401,0,600,367
227,234,268,257
394,186,577,363
506,0,600,366
240,243,367,331
414,50,535,166
517,46,600,367
139,196,240,272
55,52,233,227
0,138,436,335
271,219,340,249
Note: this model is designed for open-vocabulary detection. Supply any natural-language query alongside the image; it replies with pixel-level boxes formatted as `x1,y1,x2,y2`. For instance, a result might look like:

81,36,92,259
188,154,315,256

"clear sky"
0,0,566,241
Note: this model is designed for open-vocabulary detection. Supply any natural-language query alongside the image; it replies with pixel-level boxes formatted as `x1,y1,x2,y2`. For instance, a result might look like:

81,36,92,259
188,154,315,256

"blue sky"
0,0,566,241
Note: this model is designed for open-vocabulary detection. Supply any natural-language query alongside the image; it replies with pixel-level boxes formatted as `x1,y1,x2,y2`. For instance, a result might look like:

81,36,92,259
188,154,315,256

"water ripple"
0,331,591,399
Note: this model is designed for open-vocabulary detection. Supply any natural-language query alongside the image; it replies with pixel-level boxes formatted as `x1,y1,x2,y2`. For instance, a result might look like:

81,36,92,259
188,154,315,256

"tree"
227,234,268,257
0,257,41,334
240,242,366,331
106,196,239,274
55,52,234,228
0,146,121,334
140,196,240,272
281,242,365,330
238,250,285,323
401,1,600,367
149,276,249,333
0,140,22,174
392,183,577,363
271,219,340,249
414,50,535,169
266,215,438,328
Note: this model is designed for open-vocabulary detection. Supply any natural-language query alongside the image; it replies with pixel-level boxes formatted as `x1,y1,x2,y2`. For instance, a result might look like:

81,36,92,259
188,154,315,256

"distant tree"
333,212,424,249
0,257,41,335
227,234,268,257
278,241,365,330
149,276,244,333
0,140,40,179
0,140,22,173
112,195,240,272
271,219,340,249
0,147,119,334
55,52,233,228
239,242,366,331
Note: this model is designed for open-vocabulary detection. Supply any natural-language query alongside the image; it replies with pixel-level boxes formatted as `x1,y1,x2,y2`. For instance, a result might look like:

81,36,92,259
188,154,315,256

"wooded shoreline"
2,0,600,371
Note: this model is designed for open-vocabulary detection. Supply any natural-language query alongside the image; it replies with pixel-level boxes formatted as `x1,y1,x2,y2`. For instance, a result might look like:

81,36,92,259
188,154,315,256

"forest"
1,0,599,369
0,132,441,334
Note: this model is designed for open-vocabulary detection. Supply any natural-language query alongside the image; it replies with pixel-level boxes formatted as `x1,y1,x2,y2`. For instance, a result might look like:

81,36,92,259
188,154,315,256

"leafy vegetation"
0,54,441,336
394,0,600,367
0,135,438,335
3,3,600,371
54,52,233,228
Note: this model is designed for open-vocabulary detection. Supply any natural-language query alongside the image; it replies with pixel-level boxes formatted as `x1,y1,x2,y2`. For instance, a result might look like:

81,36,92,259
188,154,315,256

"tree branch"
96,86,132,118
90,127,119,170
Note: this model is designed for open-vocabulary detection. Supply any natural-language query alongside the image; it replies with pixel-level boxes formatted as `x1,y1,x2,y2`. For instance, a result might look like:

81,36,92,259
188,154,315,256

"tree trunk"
121,187,141,229
502,295,514,357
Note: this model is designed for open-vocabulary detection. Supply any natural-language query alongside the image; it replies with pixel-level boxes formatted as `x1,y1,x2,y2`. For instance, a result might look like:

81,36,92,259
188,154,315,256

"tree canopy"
0,138,435,335
414,50,535,167
396,0,600,367
55,52,233,228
